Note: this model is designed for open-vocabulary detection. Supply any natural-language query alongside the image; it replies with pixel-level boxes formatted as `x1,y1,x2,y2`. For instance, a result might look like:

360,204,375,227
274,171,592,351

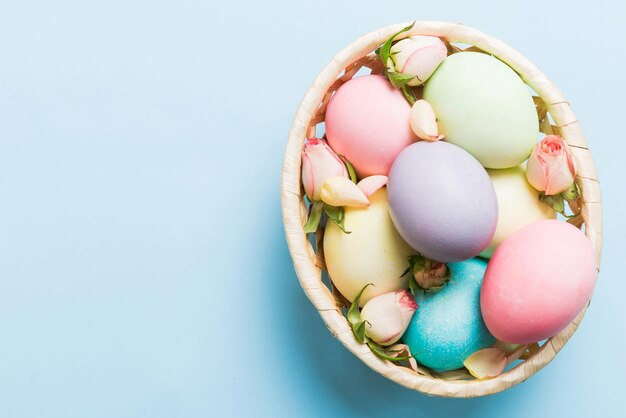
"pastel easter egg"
324,188,413,306
479,166,556,258
387,141,497,262
481,220,597,343
423,52,539,169
325,75,417,177
403,258,495,371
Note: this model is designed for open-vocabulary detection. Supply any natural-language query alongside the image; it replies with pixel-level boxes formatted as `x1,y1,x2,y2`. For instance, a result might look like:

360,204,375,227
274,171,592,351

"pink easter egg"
480,220,597,344
325,75,417,177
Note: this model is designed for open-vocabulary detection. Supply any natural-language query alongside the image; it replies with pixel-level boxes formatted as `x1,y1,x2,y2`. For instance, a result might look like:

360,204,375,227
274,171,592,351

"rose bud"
409,99,444,141
388,36,447,86
526,135,576,196
360,290,418,346
301,138,348,201
413,260,449,292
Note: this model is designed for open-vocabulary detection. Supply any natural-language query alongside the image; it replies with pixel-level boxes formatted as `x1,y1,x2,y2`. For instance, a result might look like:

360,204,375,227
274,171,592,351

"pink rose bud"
360,290,417,346
301,138,348,201
413,261,449,291
526,135,576,196
388,36,447,86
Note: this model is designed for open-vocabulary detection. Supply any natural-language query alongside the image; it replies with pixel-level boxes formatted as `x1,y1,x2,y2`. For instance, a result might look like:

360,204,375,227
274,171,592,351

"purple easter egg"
387,141,497,262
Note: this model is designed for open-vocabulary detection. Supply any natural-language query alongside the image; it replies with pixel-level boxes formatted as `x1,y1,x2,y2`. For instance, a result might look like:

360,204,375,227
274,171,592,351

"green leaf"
367,341,415,362
323,203,350,234
347,283,373,325
388,71,417,89
338,155,357,184
303,201,323,234
377,22,416,67
352,320,368,344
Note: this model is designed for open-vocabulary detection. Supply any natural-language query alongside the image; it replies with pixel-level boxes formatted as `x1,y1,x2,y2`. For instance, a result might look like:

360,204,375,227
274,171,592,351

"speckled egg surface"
481,220,597,344
324,188,413,306
387,141,497,262
325,75,417,177
423,52,539,169
402,258,495,371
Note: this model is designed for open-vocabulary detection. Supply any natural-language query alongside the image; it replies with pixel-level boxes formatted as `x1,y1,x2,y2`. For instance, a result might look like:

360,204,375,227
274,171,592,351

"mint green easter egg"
423,52,539,169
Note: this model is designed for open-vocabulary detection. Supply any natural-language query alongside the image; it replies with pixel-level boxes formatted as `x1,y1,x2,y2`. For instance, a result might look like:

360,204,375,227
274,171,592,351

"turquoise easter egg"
402,258,495,371
423,52,539,169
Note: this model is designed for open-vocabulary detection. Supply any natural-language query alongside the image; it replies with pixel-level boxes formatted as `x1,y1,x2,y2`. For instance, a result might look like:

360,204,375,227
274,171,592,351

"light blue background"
0,1,624,417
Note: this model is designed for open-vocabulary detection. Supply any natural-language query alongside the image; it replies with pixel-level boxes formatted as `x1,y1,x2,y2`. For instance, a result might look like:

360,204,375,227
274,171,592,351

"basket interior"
300,41,586,382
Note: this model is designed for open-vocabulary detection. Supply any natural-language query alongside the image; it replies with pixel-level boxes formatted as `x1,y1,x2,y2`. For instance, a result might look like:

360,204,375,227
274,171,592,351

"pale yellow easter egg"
480,165,556,258
324,188,413,306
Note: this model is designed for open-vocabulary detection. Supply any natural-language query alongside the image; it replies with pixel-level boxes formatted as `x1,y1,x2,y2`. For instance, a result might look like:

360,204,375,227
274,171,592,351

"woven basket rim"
281,21,602,398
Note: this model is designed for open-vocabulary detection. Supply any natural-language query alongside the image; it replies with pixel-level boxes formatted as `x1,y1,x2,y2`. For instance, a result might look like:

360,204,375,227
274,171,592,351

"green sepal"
401,85,417,105
539,192,565,214
338,155,357,184
352,320,368,344
539,191,579,219
401,254,424,295
376,22,415,67
399,254,427,278
388,71,417,89
323,203,350,234
303,201,324,234
399,266,411,279
347,283,373,325
562,182,580,201
367,340,415,362
408,275,421,296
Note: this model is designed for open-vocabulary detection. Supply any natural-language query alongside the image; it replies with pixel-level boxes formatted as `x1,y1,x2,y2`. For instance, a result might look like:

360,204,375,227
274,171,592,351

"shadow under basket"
280,21,603,398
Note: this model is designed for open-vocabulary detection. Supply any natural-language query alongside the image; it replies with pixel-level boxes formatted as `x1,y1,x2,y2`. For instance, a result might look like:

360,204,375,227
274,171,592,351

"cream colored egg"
480,165,556,258
324,188,413,306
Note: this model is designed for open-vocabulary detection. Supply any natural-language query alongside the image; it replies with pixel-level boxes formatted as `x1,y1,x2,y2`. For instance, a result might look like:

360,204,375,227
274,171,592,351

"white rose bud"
388,36,447,86
360,290,418,346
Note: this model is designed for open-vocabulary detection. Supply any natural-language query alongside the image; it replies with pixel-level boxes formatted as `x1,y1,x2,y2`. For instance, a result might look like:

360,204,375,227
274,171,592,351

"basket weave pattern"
281,21,602,397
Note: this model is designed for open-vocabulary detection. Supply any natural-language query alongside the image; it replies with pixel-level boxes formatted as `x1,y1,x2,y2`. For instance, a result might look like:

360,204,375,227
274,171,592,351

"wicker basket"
280,21,602,398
